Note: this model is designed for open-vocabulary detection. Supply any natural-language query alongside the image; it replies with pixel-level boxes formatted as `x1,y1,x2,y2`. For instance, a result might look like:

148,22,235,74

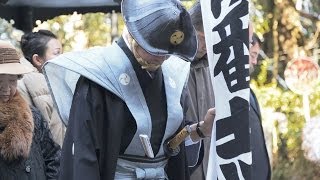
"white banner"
200,0,252,179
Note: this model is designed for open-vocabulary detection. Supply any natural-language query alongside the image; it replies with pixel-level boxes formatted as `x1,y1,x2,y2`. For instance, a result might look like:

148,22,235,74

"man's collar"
191,54,209,69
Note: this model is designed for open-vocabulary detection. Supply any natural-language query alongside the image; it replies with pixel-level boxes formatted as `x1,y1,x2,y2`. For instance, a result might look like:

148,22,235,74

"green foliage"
182,0,197,9
272,152,320,180
34,12,123,52
0,18,24,49
251,0,320,177
251,0,271,39
252,59,320,179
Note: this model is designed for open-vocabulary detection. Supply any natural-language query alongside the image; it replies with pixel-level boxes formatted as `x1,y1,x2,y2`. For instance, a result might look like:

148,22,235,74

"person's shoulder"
21,71,46,85
19,57,37,72
51,46,110,62
76,76,106,98
77,75,102,88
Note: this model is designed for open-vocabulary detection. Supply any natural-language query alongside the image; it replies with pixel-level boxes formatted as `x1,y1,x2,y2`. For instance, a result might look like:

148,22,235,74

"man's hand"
190,108,216,142
201,108,216,137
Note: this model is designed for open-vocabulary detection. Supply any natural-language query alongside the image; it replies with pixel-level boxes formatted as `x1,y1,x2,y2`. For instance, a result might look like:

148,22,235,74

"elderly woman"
0,40,60,180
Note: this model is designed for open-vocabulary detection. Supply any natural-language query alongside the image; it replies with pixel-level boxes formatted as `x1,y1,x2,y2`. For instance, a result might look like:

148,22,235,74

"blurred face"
131,39,167,71
32,38,62,72
124,29,167,71
33,38,62,73
0,74,18,103
195,31,207,60
249,22,253,45
44,38,62,61
135,45,166,64
249,43,260,74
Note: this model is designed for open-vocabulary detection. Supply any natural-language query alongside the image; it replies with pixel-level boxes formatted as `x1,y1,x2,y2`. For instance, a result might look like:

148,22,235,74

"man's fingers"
204,108,215,123
206,108,216,118
202,108,216,137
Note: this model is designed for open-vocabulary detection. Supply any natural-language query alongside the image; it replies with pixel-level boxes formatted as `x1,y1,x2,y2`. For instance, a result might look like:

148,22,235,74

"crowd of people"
0,0,270,179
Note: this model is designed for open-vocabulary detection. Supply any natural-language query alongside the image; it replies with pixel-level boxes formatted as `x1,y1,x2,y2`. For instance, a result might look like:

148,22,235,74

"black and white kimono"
44,37,201,180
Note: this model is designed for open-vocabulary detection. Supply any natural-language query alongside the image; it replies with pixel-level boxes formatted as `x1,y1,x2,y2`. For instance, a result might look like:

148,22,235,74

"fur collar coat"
0,92,61,179
0,92,34,161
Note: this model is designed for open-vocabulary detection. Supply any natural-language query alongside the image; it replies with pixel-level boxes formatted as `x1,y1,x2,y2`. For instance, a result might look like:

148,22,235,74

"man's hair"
252,33,262,46
188,1,203,32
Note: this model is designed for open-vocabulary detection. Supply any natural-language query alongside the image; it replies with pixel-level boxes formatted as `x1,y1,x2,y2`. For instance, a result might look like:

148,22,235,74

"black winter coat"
249,90,271,180
0,93,61,180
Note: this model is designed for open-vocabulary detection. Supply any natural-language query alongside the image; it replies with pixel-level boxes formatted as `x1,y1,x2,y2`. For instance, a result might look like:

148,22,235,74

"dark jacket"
0,92,61,180
249,89,271,180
